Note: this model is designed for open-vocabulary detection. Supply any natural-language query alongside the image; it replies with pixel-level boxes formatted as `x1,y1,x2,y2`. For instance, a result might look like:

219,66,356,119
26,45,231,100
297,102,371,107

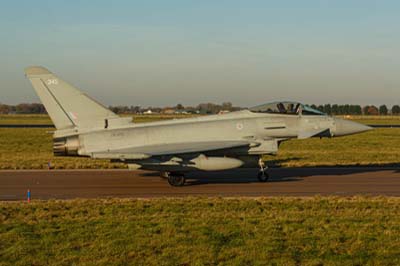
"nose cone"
334,118,372,137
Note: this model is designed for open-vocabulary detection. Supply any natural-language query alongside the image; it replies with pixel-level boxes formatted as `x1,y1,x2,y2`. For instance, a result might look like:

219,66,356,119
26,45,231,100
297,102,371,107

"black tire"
167,174,186,187
257,171,269,182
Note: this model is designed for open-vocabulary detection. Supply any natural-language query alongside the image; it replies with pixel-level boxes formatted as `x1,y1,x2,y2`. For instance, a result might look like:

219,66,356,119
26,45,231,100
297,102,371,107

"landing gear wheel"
167,174,186,187
257,170,269,182
257,157,269,182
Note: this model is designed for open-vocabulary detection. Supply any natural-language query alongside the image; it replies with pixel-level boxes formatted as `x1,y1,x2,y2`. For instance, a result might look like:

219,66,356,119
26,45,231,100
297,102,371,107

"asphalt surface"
1,167,400,200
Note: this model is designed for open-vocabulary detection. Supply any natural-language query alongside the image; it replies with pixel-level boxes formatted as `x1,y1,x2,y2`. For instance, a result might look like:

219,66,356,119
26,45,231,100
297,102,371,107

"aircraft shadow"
184,164,400,186
140,160,400,186
185,169,301,186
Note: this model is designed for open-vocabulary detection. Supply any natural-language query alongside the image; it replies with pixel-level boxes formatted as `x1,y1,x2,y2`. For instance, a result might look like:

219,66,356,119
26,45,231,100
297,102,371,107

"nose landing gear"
257,158,269,182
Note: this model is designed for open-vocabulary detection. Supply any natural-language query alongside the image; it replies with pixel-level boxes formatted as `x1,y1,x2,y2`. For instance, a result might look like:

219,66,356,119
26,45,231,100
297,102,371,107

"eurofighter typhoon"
25,66,372,186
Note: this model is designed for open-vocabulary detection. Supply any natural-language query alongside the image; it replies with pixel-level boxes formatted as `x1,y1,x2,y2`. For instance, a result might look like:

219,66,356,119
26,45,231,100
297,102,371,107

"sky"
1,0,400,107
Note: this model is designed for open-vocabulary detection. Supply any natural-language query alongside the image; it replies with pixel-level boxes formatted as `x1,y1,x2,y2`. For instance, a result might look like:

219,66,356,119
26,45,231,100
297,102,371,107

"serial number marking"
46,79,58,85
111,132,125,137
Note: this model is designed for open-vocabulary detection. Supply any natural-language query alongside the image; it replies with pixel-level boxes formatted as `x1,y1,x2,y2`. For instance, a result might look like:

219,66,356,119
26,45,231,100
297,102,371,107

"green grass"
2,114,400,125
1,115,400,265
340,115,400,125
0,128,121,169
1,197,400,266
0,114,400,169
264,128,400,167
0,114,196,169
0,114,52,125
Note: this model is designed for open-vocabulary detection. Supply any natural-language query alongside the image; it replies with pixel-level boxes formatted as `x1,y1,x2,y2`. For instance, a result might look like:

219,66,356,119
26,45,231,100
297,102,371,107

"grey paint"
25,66,372,174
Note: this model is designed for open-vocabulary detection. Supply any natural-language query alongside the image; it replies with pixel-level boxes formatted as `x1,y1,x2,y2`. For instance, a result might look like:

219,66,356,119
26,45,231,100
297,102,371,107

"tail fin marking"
25,66,118,130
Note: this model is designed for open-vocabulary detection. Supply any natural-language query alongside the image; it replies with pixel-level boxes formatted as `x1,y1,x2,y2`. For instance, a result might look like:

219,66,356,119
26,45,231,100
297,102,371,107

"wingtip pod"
24,66,52,77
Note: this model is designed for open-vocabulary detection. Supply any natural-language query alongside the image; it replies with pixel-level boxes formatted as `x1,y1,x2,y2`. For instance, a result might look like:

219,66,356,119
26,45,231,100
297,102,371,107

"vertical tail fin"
25,66,118,130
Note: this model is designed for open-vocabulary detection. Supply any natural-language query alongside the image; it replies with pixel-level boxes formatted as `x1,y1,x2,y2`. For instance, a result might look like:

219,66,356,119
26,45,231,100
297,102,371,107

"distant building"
174,110,189,114
162,109,175,115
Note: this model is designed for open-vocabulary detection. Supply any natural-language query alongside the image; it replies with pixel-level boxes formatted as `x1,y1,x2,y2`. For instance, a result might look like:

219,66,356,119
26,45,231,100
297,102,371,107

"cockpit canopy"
249,101,326,116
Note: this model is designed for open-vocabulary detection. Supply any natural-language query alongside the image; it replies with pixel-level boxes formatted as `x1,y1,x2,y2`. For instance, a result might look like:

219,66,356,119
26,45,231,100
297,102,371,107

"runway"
1,167,400,200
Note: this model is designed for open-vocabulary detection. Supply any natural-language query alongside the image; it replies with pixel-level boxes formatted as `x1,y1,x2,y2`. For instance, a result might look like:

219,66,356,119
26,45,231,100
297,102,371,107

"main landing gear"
160,158,269,186
257,158,269,182
161,172,186,187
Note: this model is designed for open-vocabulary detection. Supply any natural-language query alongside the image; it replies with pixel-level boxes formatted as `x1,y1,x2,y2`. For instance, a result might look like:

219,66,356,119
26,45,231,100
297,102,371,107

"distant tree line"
1,102,400,115
109,102,242,115
0,103,46,114
309,104,400,115
0,102,241,115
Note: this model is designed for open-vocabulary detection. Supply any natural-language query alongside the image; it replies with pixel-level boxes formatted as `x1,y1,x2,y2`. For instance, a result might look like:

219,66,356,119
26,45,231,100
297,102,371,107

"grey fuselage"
54,109,367,172
24,66,372,173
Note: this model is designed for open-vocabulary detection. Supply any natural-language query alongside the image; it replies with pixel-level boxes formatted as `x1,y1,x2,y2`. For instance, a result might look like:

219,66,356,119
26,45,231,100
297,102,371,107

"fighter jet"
25,66,372,186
